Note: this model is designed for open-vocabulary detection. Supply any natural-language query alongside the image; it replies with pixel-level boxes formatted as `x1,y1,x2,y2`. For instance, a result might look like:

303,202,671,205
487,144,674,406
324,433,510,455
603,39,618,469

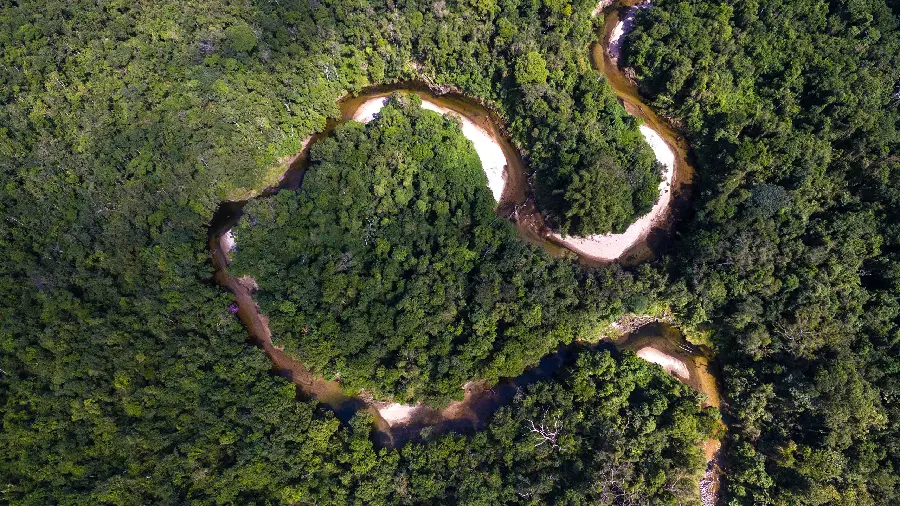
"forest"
625,0,900,503
230,96,598,404
0,0,680,502
1,0,899,504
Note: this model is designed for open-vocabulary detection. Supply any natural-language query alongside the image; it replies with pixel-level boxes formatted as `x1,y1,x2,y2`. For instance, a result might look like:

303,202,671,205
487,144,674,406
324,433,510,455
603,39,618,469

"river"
207,2,721,496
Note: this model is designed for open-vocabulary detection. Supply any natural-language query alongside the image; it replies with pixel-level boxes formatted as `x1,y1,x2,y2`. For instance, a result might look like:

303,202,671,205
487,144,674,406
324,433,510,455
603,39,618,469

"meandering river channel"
209,0,721,500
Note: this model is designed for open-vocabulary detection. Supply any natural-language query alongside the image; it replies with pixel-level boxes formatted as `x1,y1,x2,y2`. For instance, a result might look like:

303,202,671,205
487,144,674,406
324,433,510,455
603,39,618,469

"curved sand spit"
356,91,678,263
221,230,236,253
635,346,690,379
607,2,651,63
378,403,421,425
592,0,614,17
551,125,675,261
352,96,508,202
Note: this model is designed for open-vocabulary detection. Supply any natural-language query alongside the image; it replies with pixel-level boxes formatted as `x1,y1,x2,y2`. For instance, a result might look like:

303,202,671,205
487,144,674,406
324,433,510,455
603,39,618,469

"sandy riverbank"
550,124,675,261
378,403,420,425
636,346,690,379
221,229,236,253
607,2,651,63
351,96,508,202
592,0,614,17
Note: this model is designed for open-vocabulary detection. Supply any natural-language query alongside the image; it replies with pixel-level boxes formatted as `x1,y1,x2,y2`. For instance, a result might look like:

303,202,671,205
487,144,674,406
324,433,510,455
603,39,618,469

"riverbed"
208,0,717,456
212,221,721,450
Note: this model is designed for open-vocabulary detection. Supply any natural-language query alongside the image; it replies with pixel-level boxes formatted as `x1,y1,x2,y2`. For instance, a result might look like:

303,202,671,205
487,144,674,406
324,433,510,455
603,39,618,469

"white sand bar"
551,124,675,261
378,402,419,425
592,0,614,17
351,96,507,202
221,229,236,253
636,346,690,379
608,2,651,63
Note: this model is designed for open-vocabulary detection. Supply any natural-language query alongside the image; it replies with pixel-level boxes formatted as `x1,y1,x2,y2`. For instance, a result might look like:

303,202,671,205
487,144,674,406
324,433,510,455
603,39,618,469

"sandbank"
351,96,508,202
607,2,651,63
550,124,675,261
378,403,421,425
592,0,614,17
636,346,690,379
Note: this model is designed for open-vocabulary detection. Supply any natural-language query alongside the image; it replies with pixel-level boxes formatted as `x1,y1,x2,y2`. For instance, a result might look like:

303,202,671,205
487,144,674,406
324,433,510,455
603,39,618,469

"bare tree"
528,411,561,450
594,458,649,506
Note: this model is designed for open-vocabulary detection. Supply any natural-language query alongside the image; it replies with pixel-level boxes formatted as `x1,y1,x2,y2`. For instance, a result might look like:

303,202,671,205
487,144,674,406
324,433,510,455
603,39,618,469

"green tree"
515,51,549,86
226,21,257,52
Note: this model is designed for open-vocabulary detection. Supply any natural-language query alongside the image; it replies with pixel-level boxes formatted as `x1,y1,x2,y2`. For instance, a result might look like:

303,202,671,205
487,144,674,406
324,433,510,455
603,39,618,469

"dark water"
374,341,619,447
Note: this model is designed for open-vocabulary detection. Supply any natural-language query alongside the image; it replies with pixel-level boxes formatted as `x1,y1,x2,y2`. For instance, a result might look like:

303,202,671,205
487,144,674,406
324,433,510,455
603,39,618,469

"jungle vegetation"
231,96,585,404
2,0,899,504
625,0,900,503
231,96,660,404
0,0,681,503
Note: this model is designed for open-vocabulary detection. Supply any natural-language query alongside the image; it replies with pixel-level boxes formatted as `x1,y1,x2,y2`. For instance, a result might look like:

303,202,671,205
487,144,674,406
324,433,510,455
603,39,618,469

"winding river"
209,0,720,498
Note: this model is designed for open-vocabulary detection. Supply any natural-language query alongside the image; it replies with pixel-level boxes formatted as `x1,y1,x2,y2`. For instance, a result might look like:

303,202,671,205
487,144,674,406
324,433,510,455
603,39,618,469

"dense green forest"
625,0,900,503
0,0,675,503
3,0,900,503
230,96,610,404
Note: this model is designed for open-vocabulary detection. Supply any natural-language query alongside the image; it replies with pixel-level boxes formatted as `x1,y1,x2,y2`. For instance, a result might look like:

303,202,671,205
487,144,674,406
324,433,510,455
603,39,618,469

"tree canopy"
625,0,900,503
2,0,899,503
231,96,598,404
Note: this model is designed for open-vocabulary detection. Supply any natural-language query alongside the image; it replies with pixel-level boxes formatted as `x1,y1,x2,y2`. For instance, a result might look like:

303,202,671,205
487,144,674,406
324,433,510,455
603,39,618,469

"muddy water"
616,321,720,409
386,320,724,448
596,6,724,503
210,232,717,448
213,228,721,447
208,1,716,448
566,0,698,264
212,222,721,448
206,83,553,441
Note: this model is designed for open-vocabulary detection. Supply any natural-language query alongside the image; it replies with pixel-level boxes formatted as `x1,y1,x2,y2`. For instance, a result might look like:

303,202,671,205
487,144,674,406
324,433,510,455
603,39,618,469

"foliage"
225,22,258,53
9,0,899,502
515,51,550,86
231,97,599,404
0,0,673,493
390,350,718,505
624,0,900,503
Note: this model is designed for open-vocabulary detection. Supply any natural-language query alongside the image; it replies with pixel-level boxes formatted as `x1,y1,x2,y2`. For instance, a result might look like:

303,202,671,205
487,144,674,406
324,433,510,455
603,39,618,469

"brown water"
598,6,724,499
207,1,718,450
582,1,697,263
616,321,720,409
211,234,722,448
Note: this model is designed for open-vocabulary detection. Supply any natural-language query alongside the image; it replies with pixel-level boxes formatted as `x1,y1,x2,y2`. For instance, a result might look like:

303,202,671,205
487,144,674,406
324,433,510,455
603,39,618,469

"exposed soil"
377,403,420,425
